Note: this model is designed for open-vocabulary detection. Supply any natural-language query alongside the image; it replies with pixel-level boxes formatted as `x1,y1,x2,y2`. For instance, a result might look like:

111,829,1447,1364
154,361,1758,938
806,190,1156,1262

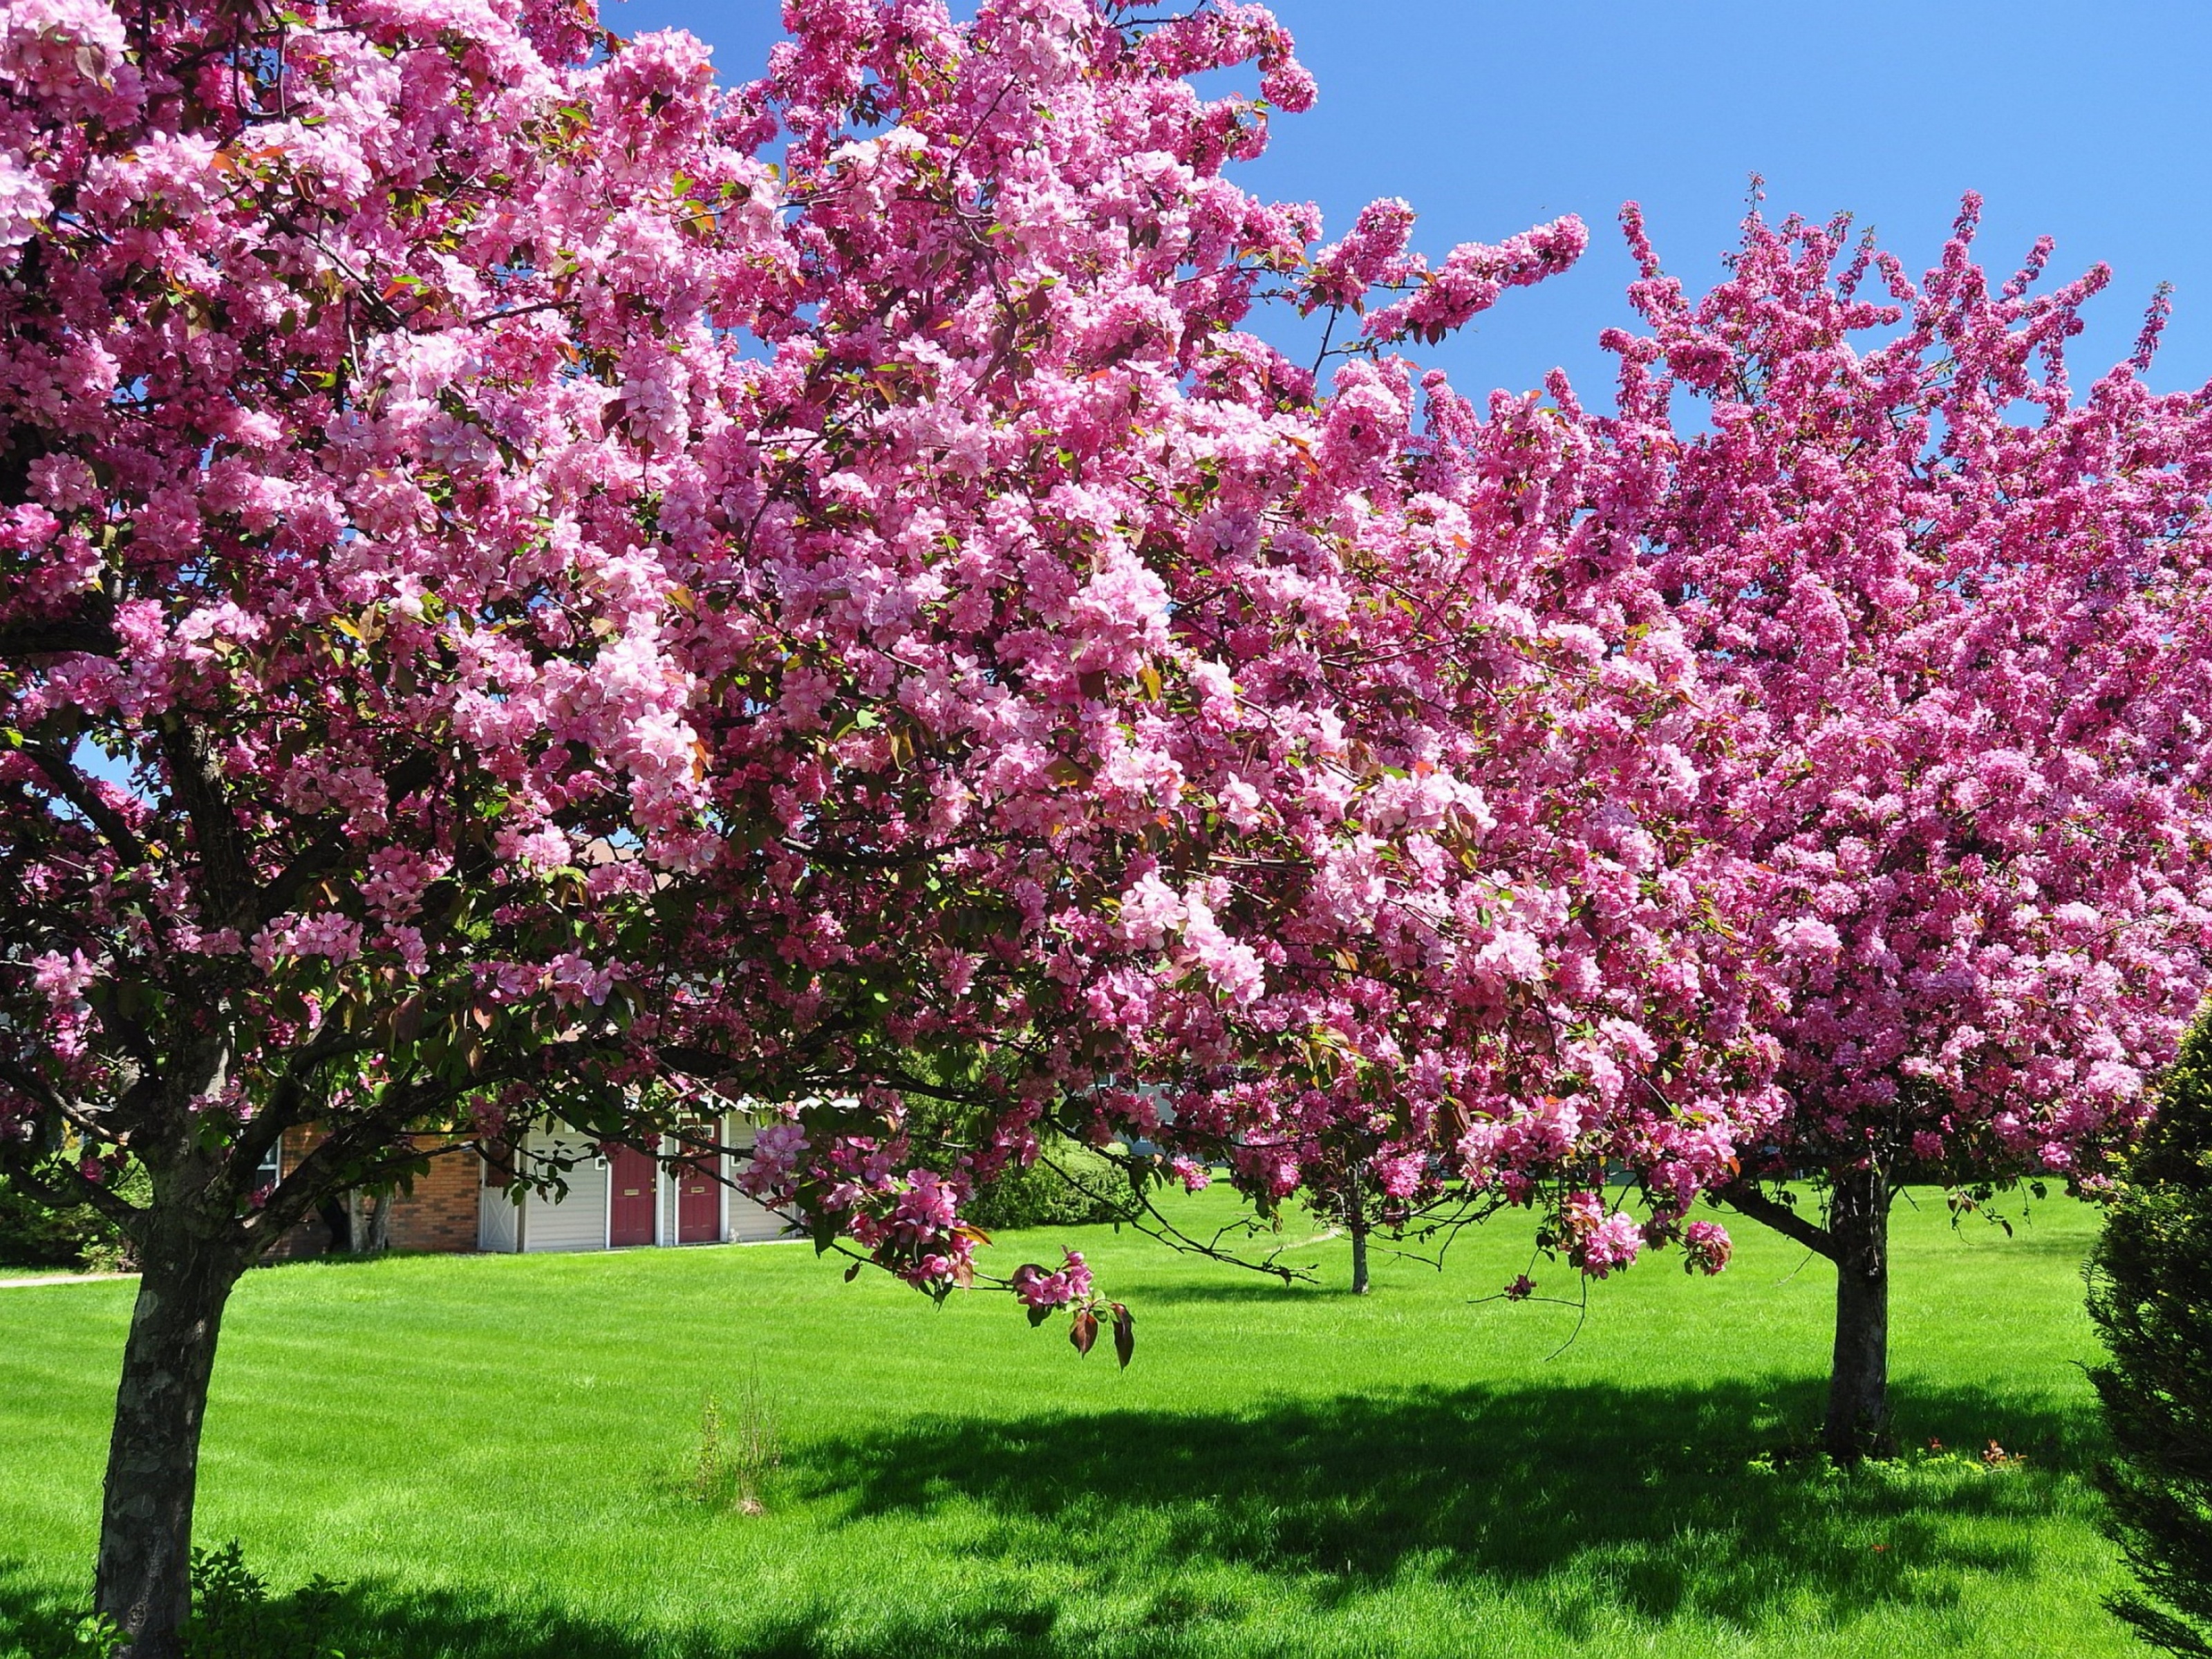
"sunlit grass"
0,1190,2124,1657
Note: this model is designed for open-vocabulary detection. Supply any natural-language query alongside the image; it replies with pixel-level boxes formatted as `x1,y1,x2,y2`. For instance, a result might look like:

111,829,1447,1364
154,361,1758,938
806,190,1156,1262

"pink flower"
1307,198,1418,308
1168,1156,1212,1192
1682,1220,1733,1275
890,1170,961,1241
1577,1212,1645,1278
545,951,615,1009
1182,894,1266,1006
0,0,129,97
1117,872,1185,950
1775,918,1843,961
31,949,95,1007
739,1123,807,1197
250,915,362,973
1013,1249,1095,1309
0,150,50,252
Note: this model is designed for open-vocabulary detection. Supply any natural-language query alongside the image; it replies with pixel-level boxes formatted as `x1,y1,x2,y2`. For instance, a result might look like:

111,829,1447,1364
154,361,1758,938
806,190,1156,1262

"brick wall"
386,1145,481,1253
261,1129,483,1257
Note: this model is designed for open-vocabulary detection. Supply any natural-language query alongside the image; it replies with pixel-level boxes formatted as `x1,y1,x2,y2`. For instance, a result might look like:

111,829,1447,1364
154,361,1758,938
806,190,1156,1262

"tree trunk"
1824,1165,1891,1462
364,1189,393,1253
1348,1192,1371,1296
95,1219,247,1658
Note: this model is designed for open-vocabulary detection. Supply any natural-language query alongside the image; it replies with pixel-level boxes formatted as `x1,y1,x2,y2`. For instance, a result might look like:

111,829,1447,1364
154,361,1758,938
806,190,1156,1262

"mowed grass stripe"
0,1192,2124,1657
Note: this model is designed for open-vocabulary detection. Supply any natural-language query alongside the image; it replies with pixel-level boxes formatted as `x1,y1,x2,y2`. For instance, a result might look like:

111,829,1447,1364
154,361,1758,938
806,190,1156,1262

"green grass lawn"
0,1191,2126,1658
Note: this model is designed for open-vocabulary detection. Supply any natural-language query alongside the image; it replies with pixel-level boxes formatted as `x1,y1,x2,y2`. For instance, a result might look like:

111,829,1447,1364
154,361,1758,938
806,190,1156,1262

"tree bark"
94,1217,247,1658
317,1194,352,1253
1346,1181,1371,1295
364,1189,393,1253
1824,1165,1892,1462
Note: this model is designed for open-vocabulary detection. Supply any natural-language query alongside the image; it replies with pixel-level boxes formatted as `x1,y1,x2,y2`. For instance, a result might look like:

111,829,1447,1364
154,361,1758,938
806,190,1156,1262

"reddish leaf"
1069,1309,1098,1357
1112,1302,1134,1369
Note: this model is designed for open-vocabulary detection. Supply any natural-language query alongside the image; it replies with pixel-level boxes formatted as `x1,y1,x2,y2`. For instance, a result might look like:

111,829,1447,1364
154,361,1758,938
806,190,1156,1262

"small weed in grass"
693,1368,780,1515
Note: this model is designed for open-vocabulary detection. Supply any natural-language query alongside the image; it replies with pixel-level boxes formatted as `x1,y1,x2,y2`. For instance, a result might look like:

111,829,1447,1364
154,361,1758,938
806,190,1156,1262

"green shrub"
180,1540,348,1659
966,1141,1134,1230
2087,1013,2212,1656
56,1541,350,1659
888,1068,1138,1230
0,1167,141,1271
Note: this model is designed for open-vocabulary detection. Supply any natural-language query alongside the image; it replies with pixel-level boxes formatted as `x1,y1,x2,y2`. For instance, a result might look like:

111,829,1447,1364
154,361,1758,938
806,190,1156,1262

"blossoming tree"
1,0,1783,1649
1609,198,2212,1458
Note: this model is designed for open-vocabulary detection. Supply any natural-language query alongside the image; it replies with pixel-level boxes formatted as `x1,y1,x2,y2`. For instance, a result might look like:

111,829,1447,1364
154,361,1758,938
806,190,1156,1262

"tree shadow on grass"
0,1380,2110,1658
794,1377,2102,1631
1121,1277,1349,1306
0,1569,1047,1659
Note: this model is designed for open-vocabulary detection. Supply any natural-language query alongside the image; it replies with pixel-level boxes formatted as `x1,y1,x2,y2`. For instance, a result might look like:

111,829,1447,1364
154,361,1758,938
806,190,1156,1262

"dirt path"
0,1272,136,1289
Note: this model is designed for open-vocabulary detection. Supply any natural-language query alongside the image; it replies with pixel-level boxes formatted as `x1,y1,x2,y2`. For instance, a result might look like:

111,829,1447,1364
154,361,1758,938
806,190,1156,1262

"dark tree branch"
0,1134,148,1229
0,603,120,660
247,1073,454,1242
156,716,258,926
226,1024,367,1194
81,979,163,1074
0,1051,158,1147
24,742,147,868
0,1056,71,1118
1715,1179,1838,1260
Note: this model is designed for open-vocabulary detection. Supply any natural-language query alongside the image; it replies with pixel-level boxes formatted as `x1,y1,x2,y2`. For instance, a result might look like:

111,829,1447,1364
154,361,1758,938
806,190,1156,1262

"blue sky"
615,0,2212,405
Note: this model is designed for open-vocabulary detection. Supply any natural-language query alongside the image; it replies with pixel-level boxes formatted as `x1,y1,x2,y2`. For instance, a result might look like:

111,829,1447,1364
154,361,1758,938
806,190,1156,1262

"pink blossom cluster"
1560,1191,1645,1279
1681,1220,1733,1276
1011,1250,1094,1310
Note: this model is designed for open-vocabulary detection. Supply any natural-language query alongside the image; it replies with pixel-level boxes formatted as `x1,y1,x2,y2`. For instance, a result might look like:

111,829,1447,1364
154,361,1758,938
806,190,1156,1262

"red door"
608,1145,657,1246
676,1136,720,1244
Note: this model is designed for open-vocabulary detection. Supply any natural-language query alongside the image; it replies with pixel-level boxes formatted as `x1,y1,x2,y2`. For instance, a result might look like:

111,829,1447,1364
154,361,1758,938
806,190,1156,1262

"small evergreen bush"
2088,1013,2212,1656
965,1140,1134,1230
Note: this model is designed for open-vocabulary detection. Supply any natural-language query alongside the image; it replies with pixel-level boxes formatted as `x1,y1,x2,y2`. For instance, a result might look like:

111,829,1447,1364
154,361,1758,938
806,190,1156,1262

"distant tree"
1296,1132,1436,1297
1311,1147,1384,1295
1,0,1781,1651
1613,196,2212,1458
2089,1010,2212,1657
